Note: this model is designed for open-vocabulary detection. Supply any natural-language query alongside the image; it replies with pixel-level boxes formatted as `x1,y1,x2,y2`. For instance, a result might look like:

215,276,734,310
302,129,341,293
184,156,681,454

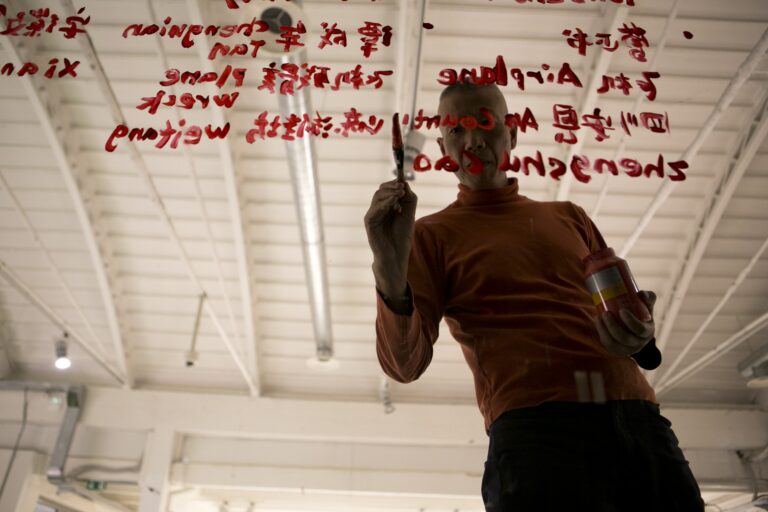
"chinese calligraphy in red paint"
552,105,670,144
245,109,384,141
258,63,392,94
0,5,90,39
563,23,650,62
122,18,392,59
93,0,690,183
0,4,86,79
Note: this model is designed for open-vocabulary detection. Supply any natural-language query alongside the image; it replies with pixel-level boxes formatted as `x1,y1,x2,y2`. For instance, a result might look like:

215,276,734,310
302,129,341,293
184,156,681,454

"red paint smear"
0,58,80,79
392,113,403,150
411,152,687,182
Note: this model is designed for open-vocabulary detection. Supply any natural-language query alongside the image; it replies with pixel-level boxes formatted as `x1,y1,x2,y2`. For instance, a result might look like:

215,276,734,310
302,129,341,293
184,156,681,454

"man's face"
437,87,517,190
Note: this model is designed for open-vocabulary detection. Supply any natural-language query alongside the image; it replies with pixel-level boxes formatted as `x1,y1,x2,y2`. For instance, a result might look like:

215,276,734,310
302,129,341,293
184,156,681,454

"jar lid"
582,247,615,266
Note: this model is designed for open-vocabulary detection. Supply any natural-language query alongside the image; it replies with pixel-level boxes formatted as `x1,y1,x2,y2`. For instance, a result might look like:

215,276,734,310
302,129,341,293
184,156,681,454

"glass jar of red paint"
583,247,650,322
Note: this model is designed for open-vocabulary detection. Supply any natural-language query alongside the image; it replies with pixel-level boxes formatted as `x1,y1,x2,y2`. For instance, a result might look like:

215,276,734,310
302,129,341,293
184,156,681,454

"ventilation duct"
241,2,335,363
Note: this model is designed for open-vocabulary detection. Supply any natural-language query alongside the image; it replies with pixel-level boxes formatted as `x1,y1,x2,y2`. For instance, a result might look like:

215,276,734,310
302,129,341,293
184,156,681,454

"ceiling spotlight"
54,333,71,370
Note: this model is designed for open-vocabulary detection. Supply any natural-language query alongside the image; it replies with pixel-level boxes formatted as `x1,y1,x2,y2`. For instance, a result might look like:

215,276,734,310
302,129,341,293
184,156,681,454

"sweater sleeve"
572,203,607,252
375,222,445,383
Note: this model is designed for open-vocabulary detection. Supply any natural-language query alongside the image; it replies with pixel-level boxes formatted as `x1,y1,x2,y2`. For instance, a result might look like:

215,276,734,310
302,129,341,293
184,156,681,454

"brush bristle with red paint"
392,113,405,182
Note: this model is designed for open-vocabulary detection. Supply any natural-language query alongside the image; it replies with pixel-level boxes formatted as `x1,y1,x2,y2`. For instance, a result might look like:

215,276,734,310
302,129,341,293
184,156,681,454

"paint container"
583,247,650,322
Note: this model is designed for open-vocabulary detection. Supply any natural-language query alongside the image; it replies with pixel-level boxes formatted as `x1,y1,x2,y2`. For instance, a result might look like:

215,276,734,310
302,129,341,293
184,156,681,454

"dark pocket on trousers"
646,413,689,465
481,457,499,511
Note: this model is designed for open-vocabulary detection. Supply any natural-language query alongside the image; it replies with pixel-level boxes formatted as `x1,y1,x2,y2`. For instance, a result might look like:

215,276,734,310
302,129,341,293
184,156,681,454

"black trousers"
481,401,705,512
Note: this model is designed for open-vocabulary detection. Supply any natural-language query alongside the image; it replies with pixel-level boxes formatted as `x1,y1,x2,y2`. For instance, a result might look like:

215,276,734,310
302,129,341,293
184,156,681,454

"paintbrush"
392,113,404,183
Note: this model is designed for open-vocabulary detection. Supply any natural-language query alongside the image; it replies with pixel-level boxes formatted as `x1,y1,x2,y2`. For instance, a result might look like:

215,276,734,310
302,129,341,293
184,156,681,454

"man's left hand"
593,290,656,357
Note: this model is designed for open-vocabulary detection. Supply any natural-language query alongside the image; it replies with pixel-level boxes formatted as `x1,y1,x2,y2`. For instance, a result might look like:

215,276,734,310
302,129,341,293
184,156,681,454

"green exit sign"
85,480,107,491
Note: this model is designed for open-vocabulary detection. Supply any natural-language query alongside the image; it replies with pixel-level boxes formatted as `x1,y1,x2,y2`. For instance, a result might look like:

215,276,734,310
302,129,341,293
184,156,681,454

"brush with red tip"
392,113,405,183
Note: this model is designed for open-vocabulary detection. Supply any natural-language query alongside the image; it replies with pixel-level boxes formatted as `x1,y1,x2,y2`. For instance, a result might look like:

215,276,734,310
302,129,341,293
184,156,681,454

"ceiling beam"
0,452,47,512
0,264,126,385
0,170,113,363
650,91,768,386
0,29,133,387
618,27,768,259
1,385,766,500
11,472,132,512
138,428,176,512
0,298,15,378
655,310,768,396
0,343,11,379
0,386,765,451
183,0,262,389
56,0,258,395
590,0,682,220
171,447,766,499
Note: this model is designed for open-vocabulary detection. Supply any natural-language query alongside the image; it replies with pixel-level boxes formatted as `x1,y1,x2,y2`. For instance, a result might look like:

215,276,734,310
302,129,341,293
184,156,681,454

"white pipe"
0,261,127,385
591,0,682,220
277,53,335,361
619,27,768,259
656,310,768,395
656,233,768,389
649,88,768,369
409,0,428,127
0,31,133,388
58,0,258,395
555,5,627,202
748,443,768,463
394,0,427,126
394,0,409,117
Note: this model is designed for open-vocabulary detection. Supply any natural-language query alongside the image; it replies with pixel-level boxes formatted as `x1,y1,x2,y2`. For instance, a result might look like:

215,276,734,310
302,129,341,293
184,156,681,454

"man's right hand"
363,179,418,298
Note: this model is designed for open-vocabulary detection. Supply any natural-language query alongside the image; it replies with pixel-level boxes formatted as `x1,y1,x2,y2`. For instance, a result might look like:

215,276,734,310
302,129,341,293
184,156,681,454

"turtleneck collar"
456,177,522,207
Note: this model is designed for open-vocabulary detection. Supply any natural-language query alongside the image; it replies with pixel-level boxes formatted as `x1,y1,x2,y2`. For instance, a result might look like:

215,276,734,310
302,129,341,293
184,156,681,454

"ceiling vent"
240,1,307,56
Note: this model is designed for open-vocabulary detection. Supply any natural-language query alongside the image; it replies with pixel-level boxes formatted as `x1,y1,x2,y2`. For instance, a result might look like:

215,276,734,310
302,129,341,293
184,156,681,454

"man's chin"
461,162,501,178
458,166,507,189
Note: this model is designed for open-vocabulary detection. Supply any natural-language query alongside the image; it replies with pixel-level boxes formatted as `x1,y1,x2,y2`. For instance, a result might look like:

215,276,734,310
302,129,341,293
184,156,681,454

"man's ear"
509,125,517,150
437,136,446,156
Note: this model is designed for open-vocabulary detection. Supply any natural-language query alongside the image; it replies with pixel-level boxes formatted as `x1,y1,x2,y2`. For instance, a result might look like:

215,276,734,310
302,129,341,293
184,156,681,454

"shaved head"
436,83,517,190
439,82,509,116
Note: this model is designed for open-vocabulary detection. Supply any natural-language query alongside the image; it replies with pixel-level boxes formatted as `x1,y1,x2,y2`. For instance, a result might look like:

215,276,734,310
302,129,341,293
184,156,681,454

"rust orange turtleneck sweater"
375,177,657,432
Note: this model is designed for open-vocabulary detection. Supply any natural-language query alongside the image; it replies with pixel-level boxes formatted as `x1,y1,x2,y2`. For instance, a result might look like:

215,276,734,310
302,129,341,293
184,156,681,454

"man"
363,82,705,511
